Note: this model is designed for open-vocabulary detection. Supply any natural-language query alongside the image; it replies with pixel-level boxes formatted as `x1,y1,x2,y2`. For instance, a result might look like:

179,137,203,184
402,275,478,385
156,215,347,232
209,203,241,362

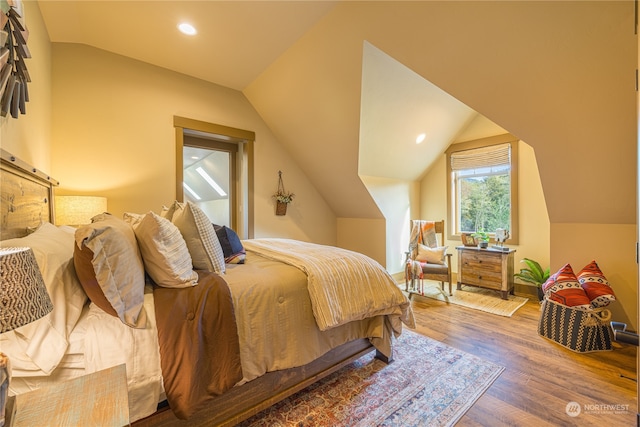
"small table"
8,364,129,427
456,246,516,299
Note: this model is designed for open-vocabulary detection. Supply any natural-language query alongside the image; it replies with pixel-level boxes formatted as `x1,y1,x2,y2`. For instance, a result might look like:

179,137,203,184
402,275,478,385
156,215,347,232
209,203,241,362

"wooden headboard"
0,149,58,240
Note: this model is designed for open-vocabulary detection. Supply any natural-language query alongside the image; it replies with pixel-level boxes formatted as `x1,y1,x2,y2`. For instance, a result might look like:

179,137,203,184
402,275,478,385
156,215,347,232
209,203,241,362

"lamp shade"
55,196,107,226
0,247,53,333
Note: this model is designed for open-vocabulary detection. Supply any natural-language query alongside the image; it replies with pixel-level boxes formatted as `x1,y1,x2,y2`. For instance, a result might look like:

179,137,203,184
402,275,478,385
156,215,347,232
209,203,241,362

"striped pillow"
166,201,226,274
124,212,198,288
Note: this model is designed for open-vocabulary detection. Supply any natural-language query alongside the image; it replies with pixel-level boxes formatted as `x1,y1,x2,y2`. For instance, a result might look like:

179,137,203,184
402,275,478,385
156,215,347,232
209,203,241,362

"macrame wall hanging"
0,1,30,119
273,170,294,216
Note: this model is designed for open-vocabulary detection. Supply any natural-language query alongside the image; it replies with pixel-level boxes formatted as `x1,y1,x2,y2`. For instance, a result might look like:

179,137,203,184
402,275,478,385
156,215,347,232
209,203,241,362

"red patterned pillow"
577,260,616,308
542,263,591,309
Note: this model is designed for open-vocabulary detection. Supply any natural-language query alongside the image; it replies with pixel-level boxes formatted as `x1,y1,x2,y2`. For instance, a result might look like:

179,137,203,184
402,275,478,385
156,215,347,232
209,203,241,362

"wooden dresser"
456,246,516,299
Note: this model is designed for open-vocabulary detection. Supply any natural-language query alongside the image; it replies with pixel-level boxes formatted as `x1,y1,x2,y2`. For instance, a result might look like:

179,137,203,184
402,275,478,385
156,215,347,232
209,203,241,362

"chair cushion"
419,262,449,275
415,244,447,265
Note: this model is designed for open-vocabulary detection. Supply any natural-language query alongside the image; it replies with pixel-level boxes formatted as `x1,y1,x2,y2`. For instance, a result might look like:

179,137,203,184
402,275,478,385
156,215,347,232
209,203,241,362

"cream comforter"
242,239,415,332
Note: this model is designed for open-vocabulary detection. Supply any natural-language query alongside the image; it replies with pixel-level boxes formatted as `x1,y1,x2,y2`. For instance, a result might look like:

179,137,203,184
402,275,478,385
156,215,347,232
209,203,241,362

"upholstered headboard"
0,149,58,240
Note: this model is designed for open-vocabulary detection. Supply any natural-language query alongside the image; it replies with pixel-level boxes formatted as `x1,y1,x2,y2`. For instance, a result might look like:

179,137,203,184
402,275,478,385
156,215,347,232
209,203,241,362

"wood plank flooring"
409,292,637,426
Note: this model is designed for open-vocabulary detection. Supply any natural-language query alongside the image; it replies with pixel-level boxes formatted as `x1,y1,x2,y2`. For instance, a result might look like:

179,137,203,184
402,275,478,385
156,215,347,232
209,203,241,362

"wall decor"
273,170,294,216
0,0,29,119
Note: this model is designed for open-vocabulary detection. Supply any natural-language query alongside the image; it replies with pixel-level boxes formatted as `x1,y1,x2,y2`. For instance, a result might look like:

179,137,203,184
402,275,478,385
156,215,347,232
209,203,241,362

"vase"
276,201,287,216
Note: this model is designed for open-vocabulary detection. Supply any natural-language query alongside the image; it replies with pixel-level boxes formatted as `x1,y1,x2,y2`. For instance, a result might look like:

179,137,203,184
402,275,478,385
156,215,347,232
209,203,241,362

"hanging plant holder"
273,170,294,216
276,201,287,216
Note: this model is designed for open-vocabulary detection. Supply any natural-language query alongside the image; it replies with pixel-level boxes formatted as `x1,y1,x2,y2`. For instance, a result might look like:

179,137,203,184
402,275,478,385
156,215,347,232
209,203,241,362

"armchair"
404,220,452,298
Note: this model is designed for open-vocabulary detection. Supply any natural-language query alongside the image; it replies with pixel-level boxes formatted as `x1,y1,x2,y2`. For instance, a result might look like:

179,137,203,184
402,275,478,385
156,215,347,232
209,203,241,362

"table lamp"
54,196,107,226
0,247,53,427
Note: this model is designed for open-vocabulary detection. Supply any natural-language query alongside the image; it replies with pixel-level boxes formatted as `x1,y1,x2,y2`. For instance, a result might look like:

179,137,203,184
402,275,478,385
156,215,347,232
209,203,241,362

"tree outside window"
457,165,510,233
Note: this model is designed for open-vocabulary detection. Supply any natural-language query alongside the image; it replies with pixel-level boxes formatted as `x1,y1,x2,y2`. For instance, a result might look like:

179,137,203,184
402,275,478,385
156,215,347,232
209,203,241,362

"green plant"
273,191,295,204
471,231,490,242
514,258,550,288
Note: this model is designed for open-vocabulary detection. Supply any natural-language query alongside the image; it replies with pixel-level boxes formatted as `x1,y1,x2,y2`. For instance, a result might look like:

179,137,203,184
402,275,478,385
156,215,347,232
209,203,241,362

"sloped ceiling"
39,1,636,224
359,42,477,181
38,0,337,90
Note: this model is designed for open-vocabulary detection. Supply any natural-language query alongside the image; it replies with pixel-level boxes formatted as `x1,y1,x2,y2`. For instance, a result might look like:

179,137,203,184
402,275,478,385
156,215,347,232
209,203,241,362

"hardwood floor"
409,291,637,426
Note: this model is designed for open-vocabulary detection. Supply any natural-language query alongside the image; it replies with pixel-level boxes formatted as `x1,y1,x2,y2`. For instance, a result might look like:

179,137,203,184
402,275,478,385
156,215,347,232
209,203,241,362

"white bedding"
0,224,87,377
10,284,164,423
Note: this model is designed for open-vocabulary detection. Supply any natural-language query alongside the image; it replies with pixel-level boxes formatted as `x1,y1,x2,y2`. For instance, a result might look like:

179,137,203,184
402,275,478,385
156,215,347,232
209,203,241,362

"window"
174,116,255,239
446,134,519,244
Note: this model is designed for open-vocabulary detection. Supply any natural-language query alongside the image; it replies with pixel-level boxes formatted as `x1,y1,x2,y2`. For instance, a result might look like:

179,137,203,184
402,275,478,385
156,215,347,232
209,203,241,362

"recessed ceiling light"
416,133,426,144
178,23,197,36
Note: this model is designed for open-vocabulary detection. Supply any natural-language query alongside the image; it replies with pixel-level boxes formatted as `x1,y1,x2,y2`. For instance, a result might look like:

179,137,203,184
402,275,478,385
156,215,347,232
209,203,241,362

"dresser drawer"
456,247,515,297
460,250,501,268
460,269,502,289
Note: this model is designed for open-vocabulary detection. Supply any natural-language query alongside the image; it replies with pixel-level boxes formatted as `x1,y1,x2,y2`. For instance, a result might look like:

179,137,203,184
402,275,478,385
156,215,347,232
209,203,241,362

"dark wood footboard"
133,338,375,427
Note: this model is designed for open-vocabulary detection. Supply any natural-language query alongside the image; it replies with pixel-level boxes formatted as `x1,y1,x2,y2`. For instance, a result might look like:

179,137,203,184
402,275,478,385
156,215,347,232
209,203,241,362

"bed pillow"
415,244,447,265
74,213,147,328
164,201,226,274
542,263,591,309
0,223,87,376
124,211,198,288
577,260,616,308
213,224,246,264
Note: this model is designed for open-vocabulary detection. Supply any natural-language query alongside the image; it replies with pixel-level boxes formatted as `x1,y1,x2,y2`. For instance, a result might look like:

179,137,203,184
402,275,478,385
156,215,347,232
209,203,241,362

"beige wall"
337,217,386,267
0,1,51,170
47,43,337,245
552,223,637,330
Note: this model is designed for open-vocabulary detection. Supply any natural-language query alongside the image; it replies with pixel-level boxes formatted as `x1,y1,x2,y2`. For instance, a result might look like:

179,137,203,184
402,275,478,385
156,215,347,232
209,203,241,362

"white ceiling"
359,42,478,181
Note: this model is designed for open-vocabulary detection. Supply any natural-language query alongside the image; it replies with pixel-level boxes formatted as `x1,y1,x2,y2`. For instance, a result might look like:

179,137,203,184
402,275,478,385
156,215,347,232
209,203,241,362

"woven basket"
538,298,612,353
276,201,287,216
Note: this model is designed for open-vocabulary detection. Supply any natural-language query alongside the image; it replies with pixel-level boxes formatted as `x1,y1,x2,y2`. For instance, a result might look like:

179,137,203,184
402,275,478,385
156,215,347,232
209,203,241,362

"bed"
0,149,414,426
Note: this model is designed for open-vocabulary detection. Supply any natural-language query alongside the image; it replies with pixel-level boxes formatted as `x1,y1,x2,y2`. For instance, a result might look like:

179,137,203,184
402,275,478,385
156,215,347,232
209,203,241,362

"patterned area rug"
408,281,529,317
240,330,504,427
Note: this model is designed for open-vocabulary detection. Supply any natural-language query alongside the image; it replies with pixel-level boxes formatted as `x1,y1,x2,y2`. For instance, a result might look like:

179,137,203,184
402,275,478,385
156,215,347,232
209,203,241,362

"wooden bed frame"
0,149,389,426
135,339,375,426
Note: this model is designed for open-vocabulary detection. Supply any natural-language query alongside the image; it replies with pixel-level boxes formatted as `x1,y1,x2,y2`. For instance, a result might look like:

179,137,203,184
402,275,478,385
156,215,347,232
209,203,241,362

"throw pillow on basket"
538,260,616,353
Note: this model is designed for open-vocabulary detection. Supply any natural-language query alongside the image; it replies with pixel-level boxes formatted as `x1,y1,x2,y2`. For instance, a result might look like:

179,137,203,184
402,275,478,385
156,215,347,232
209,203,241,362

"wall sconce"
54,196,108,226
0,247,53,426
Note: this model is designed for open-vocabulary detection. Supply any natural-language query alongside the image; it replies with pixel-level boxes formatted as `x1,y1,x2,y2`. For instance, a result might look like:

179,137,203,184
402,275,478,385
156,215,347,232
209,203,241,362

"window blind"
450,143,511,171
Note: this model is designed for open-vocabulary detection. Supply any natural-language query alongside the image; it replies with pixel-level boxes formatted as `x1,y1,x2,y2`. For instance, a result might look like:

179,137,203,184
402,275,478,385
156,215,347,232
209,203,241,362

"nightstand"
7,364,129,427
456,246,516,299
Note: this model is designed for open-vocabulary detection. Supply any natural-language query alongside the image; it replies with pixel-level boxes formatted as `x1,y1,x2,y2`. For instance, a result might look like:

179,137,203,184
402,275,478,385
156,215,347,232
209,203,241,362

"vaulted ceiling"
38,1,636,223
